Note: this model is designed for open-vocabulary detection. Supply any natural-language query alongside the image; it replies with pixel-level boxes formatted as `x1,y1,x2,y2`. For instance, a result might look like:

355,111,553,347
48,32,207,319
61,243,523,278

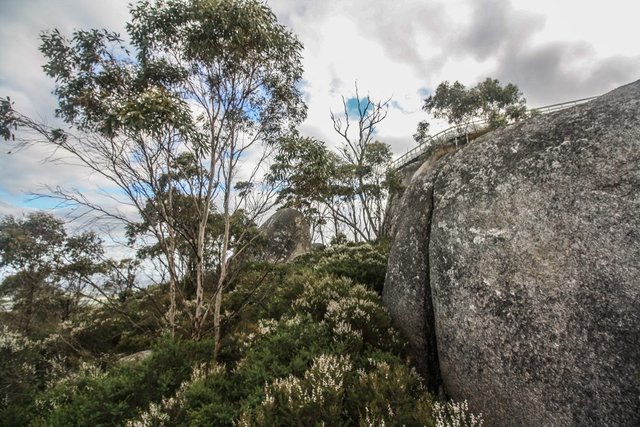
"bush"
297,241,390,294
177,275,414,426
241,353,353,426
433,400,484,427
292,275,404,353
239,354,437,426
33,336,215,426
0,326,44,425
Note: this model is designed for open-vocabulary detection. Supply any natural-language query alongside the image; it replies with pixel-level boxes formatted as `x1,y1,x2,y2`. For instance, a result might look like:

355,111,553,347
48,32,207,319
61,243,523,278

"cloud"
456,0,545,61
491,37,640,106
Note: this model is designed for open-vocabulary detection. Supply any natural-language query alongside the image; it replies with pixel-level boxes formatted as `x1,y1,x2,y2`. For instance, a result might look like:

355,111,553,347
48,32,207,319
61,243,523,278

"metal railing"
390,96,597,170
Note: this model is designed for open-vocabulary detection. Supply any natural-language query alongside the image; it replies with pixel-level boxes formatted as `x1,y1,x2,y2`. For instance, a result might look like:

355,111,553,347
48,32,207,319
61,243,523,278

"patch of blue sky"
0,187,59,211
345,96,373,117
417,87,431,98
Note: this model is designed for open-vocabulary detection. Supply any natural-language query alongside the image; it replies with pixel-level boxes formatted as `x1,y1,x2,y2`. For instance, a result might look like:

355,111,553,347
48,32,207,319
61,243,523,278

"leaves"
0,213,108,335
421,77,528,134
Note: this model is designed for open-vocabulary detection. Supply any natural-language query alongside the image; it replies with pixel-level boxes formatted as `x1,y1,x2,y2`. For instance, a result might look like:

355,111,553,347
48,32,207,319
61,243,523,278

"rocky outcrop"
384,80,640,425
381,160,423,238
258,208,311,262
382,144,458,390
118,350,152,364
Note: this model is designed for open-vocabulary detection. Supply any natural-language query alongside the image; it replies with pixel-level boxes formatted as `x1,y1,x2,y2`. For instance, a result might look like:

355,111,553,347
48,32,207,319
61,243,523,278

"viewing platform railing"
390,96,597,170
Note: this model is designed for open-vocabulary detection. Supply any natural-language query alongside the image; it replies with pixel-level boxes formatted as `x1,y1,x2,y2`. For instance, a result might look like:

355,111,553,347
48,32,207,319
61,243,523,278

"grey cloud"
0,143,93,197
345,0,452,79
457,0,545,61
493,41,640,105
270,0,452,80
442,0,640,105
0,0,129,116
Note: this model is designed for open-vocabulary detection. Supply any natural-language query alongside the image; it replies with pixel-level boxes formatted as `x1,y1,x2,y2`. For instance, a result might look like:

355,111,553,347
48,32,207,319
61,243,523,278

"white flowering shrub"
350,358,435,426
292,275,351,319
298,241,390,294
1,326,40,422
126,362,219,426
0,326,75,424
433,400,484,427
30,336,216,426
0,325,35,353
292,275,403,353
238,351,438,426
240,354,352,425
2,238,466,427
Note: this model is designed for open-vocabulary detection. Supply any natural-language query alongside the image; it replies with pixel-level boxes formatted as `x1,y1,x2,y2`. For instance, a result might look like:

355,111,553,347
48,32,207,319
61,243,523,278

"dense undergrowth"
1,241,481,426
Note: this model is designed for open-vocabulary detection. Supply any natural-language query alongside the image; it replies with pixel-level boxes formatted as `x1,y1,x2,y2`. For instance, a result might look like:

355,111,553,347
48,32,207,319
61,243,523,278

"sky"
1,0,639,221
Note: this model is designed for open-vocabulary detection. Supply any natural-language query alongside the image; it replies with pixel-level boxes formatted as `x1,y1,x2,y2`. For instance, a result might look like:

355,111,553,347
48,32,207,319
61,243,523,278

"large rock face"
258,208,311,262
384,80,640,426
383,144,458,390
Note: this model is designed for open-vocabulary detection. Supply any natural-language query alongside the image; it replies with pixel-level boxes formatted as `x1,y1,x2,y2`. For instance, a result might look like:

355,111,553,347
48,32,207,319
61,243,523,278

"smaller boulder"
118,349,152,364
258,208,311,262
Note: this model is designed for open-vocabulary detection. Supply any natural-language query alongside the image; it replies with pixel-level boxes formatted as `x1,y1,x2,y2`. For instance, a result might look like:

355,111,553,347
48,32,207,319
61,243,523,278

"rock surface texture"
258,208,311,262
382,144,458,390
384,80,640,426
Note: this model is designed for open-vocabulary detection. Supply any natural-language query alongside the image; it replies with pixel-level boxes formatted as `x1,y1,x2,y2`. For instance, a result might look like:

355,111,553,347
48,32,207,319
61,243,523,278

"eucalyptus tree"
330,85,393,241
2,0,306,352
0,213,105,335
417,78,527,144
268,135,341,244
269,86,394,243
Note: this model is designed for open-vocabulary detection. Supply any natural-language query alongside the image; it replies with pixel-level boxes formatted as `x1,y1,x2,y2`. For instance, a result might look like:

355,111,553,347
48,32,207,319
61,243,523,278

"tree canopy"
0,213,105,334
268,86,394,243
416,77,527,143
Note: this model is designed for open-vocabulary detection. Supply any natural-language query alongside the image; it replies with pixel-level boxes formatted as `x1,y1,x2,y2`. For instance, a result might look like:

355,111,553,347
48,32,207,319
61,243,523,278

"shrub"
33,336,215,426
298,241,390,294
239,354,437,426
240,354,353,426
0,326,44,424
182,274,416,426
292,275,404,354
2,240,471,427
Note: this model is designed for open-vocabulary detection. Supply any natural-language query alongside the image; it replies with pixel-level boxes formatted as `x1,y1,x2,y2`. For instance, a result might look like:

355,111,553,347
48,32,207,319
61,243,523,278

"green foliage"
125,0,306,142
175,273,412,426
268,135,337,229
417,77,527,143
433,400,484,426
269,88,395,243
168,246,409,425
0,239,487,426
474,78,528,127
240,355,436,427
0,96,16,141
298,240,391,294
0,212,106,336
126,153,264,300
28,0,308,342
57,288,164,356
0,326,43,424
34,336,214,426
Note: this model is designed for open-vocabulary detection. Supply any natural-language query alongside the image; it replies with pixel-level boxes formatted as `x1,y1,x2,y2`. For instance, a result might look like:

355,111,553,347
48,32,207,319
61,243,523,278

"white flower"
433,399,483,427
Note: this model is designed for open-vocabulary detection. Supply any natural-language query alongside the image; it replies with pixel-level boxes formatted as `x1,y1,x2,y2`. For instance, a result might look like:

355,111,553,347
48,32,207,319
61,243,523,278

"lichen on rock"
384,80,640,426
